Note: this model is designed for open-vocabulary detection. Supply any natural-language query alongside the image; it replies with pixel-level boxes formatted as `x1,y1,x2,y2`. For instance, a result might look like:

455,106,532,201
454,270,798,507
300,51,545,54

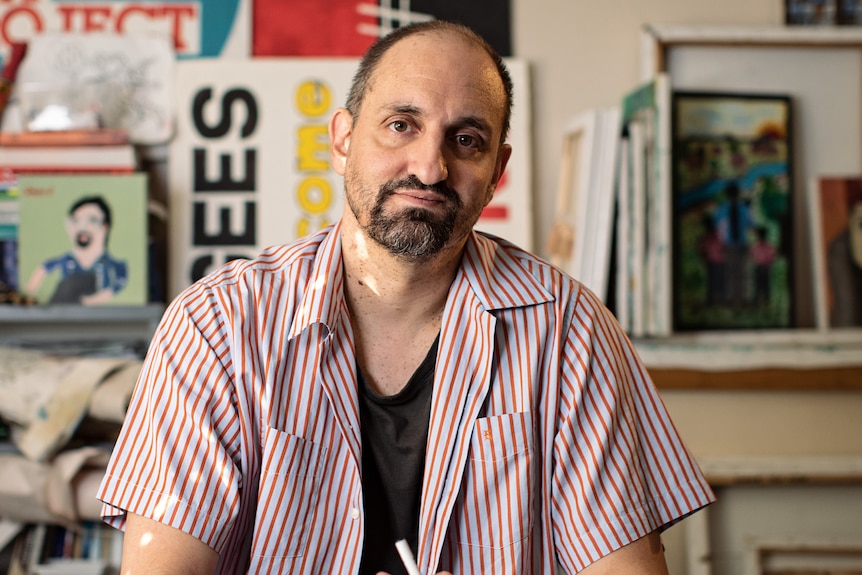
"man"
98,21,713,574
25,194,127,305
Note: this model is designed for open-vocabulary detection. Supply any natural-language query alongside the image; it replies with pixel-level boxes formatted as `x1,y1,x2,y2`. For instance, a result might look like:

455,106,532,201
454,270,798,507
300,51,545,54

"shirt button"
350,507,360,520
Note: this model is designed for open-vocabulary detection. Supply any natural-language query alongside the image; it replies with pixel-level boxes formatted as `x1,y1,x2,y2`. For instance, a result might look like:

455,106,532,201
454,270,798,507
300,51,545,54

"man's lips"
391,188,446,205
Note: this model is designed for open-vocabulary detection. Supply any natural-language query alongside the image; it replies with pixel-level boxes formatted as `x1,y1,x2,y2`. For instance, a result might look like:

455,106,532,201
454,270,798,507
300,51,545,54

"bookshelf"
640,24,862,326
631,24,862,387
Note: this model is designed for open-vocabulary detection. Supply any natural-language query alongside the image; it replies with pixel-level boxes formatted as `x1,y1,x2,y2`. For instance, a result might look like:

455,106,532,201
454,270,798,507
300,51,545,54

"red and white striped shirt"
98,222,714,574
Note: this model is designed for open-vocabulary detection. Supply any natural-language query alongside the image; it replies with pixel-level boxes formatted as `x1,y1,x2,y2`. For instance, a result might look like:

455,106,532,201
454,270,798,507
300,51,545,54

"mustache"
379,175,461,204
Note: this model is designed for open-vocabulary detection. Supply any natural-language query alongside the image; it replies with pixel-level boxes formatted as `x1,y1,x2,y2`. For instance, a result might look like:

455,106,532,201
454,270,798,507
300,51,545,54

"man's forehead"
366,31,506,122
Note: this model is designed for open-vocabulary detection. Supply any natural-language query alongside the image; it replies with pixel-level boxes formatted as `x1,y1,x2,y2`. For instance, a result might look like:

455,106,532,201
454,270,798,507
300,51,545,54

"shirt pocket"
452,411,534,549
251,427,325,559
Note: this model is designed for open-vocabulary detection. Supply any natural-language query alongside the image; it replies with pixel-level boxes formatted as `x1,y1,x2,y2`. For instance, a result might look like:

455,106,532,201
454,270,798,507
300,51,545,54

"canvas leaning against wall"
17,173,149,306
671,91,794,331
809,176,862,329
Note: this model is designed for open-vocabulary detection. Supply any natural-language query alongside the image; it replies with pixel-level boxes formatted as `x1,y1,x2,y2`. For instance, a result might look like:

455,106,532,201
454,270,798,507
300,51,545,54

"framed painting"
809,176,862,329
837,0,862,23
18,173,149,306
785,0,837,25
671,91,794,331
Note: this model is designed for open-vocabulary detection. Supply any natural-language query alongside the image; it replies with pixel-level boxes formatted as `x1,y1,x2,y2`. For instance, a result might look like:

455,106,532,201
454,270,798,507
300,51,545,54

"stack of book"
616,73,672,338
5,521,122,575
0,128,136,174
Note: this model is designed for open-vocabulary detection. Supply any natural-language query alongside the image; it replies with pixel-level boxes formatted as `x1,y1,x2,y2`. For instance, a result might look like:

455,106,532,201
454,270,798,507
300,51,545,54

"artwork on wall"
809,176,862,330
13,33,175,145
670,91,794,331
785,0,862,24
17,173,149,306
785,0,838,25
251,0,512,57
0,0,250,65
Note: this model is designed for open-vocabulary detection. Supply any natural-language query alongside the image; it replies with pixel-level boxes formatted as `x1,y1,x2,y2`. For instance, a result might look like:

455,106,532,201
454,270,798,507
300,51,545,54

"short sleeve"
97,290,246,554
551,289,714,572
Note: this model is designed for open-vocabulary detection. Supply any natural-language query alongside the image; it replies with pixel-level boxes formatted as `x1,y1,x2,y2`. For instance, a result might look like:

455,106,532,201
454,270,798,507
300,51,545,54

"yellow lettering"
294,80,337,238
295,80,332,117
297,125,330,172
297,177,332,215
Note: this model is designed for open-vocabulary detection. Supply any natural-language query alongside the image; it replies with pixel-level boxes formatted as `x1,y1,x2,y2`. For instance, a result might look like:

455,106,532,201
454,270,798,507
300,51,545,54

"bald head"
344,21,514,144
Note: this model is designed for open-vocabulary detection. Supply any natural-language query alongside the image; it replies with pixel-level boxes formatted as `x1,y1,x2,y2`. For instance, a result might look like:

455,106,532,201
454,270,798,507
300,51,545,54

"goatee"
363,175,462,258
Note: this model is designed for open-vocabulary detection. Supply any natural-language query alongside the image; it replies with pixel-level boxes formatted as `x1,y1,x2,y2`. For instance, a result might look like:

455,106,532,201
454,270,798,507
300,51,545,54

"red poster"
252,0,512,57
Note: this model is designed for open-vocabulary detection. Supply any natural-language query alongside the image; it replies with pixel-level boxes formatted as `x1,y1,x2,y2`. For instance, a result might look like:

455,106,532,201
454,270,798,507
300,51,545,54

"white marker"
395,539,421,575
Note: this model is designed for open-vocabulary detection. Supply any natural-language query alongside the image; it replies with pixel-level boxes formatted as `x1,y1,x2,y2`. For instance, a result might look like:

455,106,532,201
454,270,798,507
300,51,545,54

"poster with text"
0,0,250,65
167,57,531,298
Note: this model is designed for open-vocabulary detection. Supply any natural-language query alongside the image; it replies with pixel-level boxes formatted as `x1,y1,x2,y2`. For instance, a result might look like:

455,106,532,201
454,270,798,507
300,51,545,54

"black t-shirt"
357,334,438,575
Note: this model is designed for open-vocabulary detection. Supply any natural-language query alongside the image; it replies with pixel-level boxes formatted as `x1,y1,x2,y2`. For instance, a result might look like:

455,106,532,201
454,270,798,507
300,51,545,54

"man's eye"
456,134,478,148
390,120,409,132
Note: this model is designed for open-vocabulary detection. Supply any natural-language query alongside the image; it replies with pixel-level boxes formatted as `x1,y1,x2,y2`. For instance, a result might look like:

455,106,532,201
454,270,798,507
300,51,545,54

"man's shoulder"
185,225,339,296
469,231,584,305
256,225,336,267
472,231,547,265
472,231,574,281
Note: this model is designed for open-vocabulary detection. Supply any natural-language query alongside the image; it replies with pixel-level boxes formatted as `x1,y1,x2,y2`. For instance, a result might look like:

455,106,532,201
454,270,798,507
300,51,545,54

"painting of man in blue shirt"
25,194,128,305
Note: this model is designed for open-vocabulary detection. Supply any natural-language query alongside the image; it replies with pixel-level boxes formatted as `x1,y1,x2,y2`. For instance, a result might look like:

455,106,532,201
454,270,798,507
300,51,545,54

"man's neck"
340,219,465,395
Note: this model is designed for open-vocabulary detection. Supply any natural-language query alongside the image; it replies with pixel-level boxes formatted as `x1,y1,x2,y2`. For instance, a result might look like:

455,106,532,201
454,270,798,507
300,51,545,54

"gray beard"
365,203,456,258
351,175,463,259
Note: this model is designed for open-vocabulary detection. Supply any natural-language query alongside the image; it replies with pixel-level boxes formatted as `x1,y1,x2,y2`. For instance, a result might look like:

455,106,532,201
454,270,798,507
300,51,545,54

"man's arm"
381,531,667,575
121,512,219,575
577,531,668,575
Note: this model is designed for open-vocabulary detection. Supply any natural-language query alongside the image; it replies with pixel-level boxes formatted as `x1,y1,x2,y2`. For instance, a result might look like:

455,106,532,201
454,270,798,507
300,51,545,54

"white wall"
510,1,862,573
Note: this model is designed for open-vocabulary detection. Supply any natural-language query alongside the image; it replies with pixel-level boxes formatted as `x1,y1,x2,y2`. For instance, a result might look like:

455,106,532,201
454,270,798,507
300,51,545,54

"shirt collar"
288,221,346,341
290,224,556,340
457,230,555,311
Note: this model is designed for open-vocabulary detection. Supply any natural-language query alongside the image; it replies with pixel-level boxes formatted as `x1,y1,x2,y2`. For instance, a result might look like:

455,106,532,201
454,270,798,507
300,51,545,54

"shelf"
636,329,862,390
0,303,164,323
0,303,165,347
640,24,862,81
699,454,862,486
645,24,862,46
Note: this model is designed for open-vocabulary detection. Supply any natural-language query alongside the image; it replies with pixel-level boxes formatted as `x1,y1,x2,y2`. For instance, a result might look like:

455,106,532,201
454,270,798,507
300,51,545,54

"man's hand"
578,531,669,574
121,512,218,575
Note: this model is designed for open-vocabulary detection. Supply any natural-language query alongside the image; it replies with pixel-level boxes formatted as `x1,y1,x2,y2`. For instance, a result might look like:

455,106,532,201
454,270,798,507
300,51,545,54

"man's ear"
492,143,513,188
329,107,353,176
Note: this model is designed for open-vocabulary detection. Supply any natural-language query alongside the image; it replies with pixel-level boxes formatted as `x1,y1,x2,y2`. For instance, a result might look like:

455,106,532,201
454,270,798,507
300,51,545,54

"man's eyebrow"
386,103,423,115
384,104,493,132
454,116,492,134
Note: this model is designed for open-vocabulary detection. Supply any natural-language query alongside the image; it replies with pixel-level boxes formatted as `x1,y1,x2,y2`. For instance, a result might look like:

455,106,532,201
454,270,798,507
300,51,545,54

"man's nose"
410,134,448,185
